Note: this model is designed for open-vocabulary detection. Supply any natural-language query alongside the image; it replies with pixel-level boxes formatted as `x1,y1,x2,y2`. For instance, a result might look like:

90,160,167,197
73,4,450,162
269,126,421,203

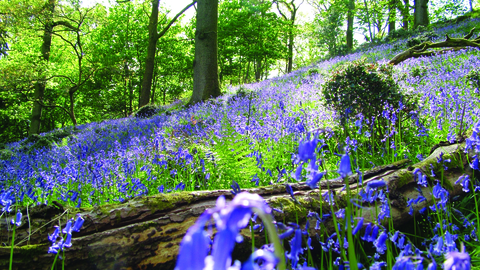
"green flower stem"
256,210,286,270
9,224,15,270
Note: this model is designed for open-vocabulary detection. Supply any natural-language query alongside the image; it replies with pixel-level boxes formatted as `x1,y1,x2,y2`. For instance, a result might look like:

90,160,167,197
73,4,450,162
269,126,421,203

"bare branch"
156,1,197,41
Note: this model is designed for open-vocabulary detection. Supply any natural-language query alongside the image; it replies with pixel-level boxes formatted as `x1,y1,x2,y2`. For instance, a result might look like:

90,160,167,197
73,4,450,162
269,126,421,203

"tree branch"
389,27,480,65
155,1,197,41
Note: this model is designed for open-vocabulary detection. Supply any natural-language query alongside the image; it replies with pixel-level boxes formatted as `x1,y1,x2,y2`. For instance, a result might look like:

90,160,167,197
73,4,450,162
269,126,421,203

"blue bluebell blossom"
241,249,278,270
374,231,388,254
338,154,352,178
306,171,324,189
11,209,22,227
444,248,471,270
367,180,386,189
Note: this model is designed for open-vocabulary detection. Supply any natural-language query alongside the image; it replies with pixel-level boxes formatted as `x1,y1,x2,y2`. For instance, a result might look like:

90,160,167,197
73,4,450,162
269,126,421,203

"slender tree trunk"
139,0,159,108
414,0,429,28
401,0,410,30
363,0,374,42
68,91,77,126
29,0,55,135
346,0,355,50
189,0,220,104
388,0,396,33
140,1,196,107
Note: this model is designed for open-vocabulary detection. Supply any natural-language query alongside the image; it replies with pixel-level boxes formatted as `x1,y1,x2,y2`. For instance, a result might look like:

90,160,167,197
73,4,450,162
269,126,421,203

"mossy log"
389,27,480,65
0,143,476,270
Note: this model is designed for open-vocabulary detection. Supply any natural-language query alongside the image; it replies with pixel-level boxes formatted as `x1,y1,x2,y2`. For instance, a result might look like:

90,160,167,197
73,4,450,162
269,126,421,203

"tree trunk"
1,142,475,270
414,0,429,28
189,0,220,104
388,0,397,33
346,0,355,50
139,1,196,108
401,0,410,30
29,0,55,135
138,0,159,108
68,90,77,126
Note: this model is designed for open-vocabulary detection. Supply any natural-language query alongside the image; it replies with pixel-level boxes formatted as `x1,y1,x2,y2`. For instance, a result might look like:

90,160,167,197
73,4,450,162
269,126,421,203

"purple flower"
286,229,304,268
352,217,364,235
374,231,388,254
64,233,73,248
48,226,60,243
305,171,324,189
367,180,386,189
175,182,185,191
175,214,211,270
62,219,73,234
298,137,318,163
11,209,22,227
72,215,84,232
392,256,415,270
444,249,471,270
241,249,279,270
231,181,241,195
338,154,352,178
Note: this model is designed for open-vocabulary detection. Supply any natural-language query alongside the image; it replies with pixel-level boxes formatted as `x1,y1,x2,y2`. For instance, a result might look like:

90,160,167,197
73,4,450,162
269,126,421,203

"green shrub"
322,59,403,126
466,68,480,90
135,104,161,119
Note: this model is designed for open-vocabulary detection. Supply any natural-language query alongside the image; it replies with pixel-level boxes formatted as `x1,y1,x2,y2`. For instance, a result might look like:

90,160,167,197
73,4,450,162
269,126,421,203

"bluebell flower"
175,182,185,191
374,231,388,254
292,164,303,181
456,175,471,193
286,184,295,200
64,233,73,248
286,229,304,268
392,256,415,270
231,181,242,195
11,209,22,227
370,261,387,270
72,214,84,232
444,248,471,270
338,154,352,178
298,137,318,163
241,249,279,270
432,235,444,256
352,217,364,235
62,219,73,234
471,156,479,171
367,180,386,189
175,214,211,270
306,171,324,189
48,226,60,243
279,228,294,240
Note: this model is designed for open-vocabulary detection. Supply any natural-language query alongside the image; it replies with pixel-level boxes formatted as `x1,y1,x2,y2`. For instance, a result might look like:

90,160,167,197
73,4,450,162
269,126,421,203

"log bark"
0,142,476,270
389,27,480,65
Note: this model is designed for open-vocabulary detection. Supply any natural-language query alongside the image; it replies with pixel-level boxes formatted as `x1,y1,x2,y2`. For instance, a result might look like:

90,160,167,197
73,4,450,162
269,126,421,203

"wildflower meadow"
1,17,480,270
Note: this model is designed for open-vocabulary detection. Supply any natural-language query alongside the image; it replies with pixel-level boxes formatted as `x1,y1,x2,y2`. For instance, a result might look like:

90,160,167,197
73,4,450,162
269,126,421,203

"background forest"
0,0,476,144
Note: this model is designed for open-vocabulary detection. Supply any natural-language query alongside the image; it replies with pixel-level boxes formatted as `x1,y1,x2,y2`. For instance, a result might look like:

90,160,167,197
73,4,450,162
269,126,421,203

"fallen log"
0,142,476,270
389,27,480,65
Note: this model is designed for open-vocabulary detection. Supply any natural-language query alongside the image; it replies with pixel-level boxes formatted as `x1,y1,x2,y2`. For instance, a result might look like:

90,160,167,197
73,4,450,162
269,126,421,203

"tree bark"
400,0,410,30
346,0,355,50
189,0,220,105
414,0,429,28
139,1,197,108
138,0,159,108
29,0,55,135
388,0,397,33
1,142,475,270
